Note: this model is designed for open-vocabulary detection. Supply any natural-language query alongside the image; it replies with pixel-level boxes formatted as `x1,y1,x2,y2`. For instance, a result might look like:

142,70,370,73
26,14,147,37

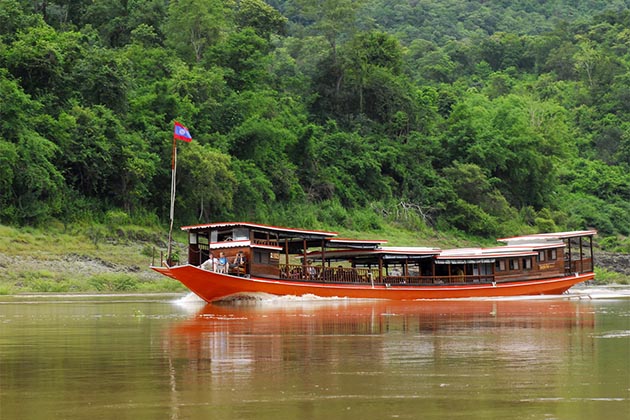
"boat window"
538,251,545,262
232,228,249,241
509,259,519,270
217,230,233,242
522,257,532,270
254,250,276,264
495,260,506,271
549,249,557,260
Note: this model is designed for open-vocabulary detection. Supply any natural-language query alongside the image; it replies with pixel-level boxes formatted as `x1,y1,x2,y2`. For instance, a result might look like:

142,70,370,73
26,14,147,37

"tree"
55,105,159,213
293,0,362,55
478,32,532,71
0,0,42,41
71,47,130,113
442,161,515,220
3,24,82,101
311,129,391,206
231,160,275,221
235,0,287,39
0,139,18,222
341,31,405,117
0,69,64,224
443,93,568,209
81,0,167,47
176,143,236,221
205,28,272,91
294,0,362,110
11,133,65,224
164,0,233,62
228,116,302,201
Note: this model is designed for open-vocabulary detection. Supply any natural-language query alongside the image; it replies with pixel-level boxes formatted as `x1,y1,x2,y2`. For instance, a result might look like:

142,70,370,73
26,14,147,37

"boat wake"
172,292,381,311
568,285,630,300
172,285,630,308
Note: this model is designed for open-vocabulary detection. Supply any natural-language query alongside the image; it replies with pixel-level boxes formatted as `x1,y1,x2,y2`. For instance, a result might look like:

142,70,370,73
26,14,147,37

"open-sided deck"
152,222,596,302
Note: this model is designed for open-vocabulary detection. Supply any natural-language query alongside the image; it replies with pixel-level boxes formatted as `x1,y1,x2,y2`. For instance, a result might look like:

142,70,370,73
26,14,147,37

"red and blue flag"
173,121,192,142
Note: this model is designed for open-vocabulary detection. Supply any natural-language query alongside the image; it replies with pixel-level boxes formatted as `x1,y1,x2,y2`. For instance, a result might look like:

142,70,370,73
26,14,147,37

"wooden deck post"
580,236,584,274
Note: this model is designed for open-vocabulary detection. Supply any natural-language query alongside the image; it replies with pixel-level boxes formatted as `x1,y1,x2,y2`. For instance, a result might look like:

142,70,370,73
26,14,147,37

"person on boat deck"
201,254,215,271
217,252,229,273
306,260,317,279
230,251,246,268
212,253,220,271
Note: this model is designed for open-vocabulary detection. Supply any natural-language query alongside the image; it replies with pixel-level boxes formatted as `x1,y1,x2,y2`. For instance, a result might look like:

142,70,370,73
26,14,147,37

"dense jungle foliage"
3,0,630,248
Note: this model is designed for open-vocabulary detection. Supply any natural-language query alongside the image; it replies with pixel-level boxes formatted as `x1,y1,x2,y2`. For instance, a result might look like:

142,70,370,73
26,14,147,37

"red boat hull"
152,265,593,302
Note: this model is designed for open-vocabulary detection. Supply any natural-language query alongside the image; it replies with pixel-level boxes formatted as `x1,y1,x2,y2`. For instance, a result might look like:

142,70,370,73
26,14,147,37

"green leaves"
164,0,232,62
236,0,287,38
3,0,630,241
177,144,236,221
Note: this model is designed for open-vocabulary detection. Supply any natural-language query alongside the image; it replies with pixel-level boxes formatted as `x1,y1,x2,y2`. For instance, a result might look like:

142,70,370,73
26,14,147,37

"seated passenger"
200,253,215,271
230,251,246,275
217,252,229,273
230,251,246,268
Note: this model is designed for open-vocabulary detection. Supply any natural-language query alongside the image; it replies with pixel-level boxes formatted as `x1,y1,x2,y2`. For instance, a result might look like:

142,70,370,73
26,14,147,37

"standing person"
306,260,317,280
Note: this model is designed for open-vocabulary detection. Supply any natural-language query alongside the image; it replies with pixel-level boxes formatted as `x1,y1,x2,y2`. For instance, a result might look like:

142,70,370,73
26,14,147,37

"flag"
173,121,192,142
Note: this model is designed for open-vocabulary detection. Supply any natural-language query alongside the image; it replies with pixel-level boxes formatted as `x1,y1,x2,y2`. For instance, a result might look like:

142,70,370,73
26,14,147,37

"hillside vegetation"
3,0,630,252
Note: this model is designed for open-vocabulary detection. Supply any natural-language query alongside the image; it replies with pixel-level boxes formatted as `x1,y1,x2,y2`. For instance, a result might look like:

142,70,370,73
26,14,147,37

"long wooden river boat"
151,222,596,302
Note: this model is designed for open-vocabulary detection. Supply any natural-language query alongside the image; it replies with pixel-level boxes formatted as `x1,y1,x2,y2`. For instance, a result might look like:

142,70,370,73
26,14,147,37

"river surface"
0,287,629,420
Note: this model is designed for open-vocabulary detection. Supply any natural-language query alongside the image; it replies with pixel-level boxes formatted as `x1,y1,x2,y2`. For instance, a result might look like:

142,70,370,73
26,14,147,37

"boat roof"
182,223,596,258
307,246,441,262
181,221,338,239
326,238,388,249
437,246,538,260
181,222,386,253
207,240,283,251
497,230,597,244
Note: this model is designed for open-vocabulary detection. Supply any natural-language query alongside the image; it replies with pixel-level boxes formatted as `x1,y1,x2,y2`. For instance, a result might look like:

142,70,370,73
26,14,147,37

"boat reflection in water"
167,296,595,373
163,296,603,419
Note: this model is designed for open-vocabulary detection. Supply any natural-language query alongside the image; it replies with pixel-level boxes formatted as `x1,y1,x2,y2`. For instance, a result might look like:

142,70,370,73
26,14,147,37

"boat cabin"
182,222,342,278
181,222,595,286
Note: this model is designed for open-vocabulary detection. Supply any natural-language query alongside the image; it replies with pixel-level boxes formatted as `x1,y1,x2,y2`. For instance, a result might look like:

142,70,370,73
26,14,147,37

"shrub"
137,278,186,292
30,280,70,292
105,210,131,228
593,267,628,285
88,273,139,291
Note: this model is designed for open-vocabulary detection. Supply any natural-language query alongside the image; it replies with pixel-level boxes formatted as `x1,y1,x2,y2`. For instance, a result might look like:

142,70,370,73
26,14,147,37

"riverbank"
0,224,186,294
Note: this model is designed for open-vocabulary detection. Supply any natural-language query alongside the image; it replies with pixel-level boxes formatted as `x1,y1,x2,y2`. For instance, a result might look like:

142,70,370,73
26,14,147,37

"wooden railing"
382,275,496,286
567,258,593,274
278,264,497,285
279,264,378,284
252,239,280,247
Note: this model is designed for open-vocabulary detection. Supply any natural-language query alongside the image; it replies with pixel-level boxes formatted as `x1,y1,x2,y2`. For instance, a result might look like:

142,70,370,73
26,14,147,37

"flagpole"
166,121,192,266
167,137,177,264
